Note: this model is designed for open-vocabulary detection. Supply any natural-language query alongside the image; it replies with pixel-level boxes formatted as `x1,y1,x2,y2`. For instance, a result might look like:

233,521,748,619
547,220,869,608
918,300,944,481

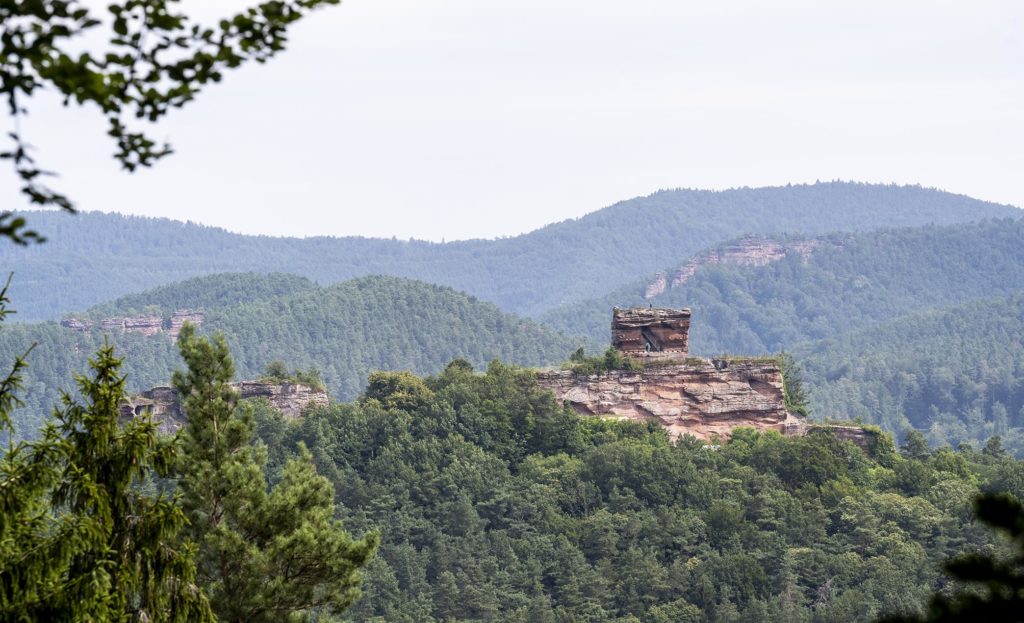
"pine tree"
779,351,810,417
0,341,213,622
173,324,378,623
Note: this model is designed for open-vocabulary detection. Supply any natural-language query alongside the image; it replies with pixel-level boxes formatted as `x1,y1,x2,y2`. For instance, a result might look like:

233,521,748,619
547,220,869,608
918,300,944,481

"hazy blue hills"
3,182,1017,321
83,272,320,318
798,294,1024,454
0,274,585,436
543,218,1024,354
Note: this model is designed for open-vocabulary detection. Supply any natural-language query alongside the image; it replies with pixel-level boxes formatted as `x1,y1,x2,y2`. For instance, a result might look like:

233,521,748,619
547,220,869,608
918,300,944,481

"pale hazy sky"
7,0,1023,240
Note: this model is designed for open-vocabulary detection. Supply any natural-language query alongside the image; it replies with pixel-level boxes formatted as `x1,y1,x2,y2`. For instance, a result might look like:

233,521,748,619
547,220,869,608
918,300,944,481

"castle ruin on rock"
537,307,810,442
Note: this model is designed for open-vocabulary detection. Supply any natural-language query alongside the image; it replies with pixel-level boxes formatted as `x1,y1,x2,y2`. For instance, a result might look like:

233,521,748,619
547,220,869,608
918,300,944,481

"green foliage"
0,183,1014,319
547,219,1024,354
779,352,810,417
173,324,378,623
362,371,434,412
0,273,581,437
0,344,212,622
260,360,326,392
564,347,643,375
878,493,1024,623
0,1,339,242
253,363,1024,622
546,220,1024,453
802,295,1024,454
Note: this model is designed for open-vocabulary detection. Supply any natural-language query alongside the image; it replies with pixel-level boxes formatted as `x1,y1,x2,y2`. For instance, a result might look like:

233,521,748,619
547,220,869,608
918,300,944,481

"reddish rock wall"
611,308,691,358
641,235,830,298
537,358,801,441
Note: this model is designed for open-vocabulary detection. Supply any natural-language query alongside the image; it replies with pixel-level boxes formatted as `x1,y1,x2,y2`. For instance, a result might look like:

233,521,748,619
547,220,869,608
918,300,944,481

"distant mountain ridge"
2,182,1017,320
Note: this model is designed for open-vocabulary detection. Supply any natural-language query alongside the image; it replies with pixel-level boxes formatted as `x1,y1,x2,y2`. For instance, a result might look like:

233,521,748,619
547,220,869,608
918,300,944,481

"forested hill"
543,218,1024,354
798,295,1024,454
83,272,319,318
4,183,1017,320
1,274,586,435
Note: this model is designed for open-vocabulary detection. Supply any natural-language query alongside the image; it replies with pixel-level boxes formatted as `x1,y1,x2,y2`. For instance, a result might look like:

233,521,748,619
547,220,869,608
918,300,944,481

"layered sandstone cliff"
643,235,833,299
120,381,328,434
61,309,205,338
537,358,803,441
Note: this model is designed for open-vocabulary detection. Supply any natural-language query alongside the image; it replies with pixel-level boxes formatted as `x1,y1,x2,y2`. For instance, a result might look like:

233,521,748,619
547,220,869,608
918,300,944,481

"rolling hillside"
543,218,1024,354
3,183,1016,320
797,295,1024,453
1,273,586,436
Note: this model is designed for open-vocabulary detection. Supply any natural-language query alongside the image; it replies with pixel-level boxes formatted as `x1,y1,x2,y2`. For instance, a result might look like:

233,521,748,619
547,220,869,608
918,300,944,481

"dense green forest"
1,183,1016,320
0,274,585,435
798,295,1024,454
544,219,1024,353
246,361,1024,622
83,272,320,318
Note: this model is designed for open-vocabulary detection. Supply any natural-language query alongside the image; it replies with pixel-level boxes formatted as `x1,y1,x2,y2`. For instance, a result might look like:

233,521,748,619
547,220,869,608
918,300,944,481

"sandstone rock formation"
60,318,93,332
169,310,205,339
642,235,831,298
121,314,163,336
611,307,690,358
537,358,802,441
120,381,328,435
644,272,667,299
61,309,205,338
541,307,872,448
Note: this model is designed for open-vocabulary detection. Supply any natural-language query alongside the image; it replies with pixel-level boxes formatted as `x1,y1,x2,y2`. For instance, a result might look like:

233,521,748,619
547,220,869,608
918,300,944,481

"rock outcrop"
62,309,205,338
540,306,873,448
121,314,163,336
537,358,801,441
120,381,328,434
60,318,93,331
643,235,831,299
169,310,205,339
611,307,690,358
644,272,667,299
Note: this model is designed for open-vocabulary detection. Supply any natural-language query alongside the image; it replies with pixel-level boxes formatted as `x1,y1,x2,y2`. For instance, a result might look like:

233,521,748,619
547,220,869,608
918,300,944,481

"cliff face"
537,358,802,441
611,307,691,358
120,381,328,434
61,309,204,338
643,235,830,298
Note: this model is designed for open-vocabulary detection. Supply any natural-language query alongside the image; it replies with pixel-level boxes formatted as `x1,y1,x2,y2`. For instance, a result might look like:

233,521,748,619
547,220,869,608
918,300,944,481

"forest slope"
2,183,1016,320
797,295,1024,453
543,219,1024,354
1,274,584,434
248,362,1023,622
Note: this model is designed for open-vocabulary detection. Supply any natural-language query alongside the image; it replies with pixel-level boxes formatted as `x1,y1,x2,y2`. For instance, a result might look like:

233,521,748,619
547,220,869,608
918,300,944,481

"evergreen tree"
0,341,212,622
780,351,810,418
878,493,1024,623
173,324,378,623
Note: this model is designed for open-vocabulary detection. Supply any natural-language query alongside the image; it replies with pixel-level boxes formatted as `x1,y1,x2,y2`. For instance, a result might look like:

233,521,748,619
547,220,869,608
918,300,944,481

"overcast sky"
7,0,1023,240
